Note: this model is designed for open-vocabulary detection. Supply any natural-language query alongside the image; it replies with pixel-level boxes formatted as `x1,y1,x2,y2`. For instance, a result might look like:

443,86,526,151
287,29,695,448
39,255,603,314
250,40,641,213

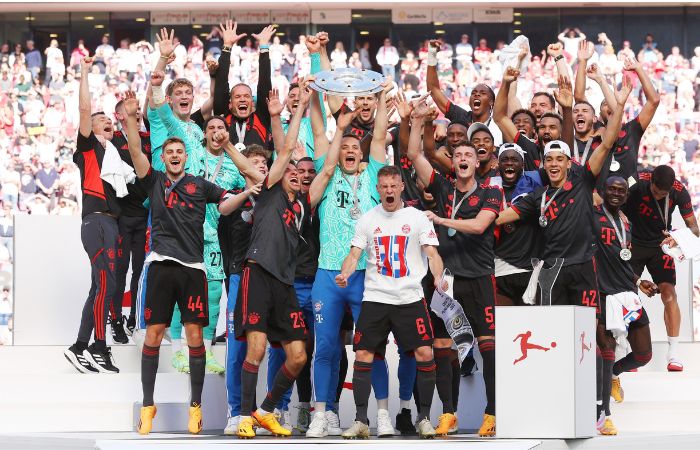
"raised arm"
316,31,342,115
426,40,450,114
266,88,286,154
268,78,311,187
623,56,660,130
369,82,391,163
589,76,632,176
252,25,276,127
122,91,151,178
547,43,572,80
393,90,414,157
554,74,574,148
309,81,330,159
219,136,265,185
574,39,594,102
199,56,219,121
586,63,616,113
218,182,262,216
495,67,520,143
78,56,94,138
407,112,434,188
214,20,247,116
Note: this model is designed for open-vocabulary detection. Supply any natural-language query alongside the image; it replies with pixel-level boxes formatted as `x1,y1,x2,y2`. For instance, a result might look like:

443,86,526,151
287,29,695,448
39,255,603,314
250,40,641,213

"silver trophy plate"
310,68,385,96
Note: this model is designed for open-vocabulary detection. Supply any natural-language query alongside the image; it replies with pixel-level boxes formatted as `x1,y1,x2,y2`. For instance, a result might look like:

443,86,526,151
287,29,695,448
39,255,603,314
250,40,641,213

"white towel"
522,259,544,305
605,291,643,339
498,35,530,73
100,140,135,198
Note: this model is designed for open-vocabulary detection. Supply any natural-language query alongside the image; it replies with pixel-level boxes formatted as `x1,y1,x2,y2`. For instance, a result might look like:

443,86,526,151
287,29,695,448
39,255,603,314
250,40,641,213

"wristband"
222,45,231,53
554,54,564,62
159,55,169,61
151,85,166,105
636,278,642,287
427,47,438,67
260,44,270,50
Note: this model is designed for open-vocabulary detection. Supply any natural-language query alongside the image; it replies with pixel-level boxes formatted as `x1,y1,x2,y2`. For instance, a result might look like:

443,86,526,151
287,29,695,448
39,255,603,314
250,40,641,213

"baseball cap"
498,142,525,160
543,140,571,158
467,122,493,141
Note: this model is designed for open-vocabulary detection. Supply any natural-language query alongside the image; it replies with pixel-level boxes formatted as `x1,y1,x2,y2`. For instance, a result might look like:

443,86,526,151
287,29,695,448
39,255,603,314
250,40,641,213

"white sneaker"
376,408,395,437
325,409,342,435
281,409,293,432
224,415,240,436
342,420,370,439
416,418,436,439
306,411,328,438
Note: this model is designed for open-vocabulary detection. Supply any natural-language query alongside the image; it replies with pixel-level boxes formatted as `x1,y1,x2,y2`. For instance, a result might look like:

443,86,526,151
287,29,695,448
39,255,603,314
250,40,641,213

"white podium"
496,306,596,438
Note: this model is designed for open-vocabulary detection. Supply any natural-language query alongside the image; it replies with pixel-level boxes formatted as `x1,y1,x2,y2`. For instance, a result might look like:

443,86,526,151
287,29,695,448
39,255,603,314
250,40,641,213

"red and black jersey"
73,132,122,219
476,164,499,185
512,164,596,267
495,183,543,270
573,135,611,192
111,129,152,218
592,205,636,295
622,171,694,247
141,170,225,265
245,178,311,285
219,189,254,276
426,171,502,278
515,132,541,170
611,118,644,181
445,101,474,127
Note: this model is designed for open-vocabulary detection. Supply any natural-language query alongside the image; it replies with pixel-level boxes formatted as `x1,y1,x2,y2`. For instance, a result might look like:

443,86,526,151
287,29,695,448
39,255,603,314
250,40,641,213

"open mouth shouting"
547,166,563,181
236,103,250,117
288,174,300,190
477,147,488,158
359,107,372,122
344,154,357,168
575,117,587,132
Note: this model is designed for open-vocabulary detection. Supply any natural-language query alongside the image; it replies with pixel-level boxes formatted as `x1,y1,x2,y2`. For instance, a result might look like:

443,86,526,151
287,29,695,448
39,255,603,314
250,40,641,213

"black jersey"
495,182,543,270
73,132,122,218
142,170,225,264
395,146,424,209
476,164,499,185
611,118,644,181
295,207,320,278
515,131,541,170
593,205,637,295
246,178,311,285
111,130,151,218
426,171,502,278
623,171,694,247
512,164,596,267
445,101,474,126
219,191,254,276
574,135,610,192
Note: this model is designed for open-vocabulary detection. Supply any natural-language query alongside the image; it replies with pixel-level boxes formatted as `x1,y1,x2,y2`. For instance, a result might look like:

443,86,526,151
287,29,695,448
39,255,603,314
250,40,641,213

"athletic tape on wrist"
427,48,438,66
152,85,166,105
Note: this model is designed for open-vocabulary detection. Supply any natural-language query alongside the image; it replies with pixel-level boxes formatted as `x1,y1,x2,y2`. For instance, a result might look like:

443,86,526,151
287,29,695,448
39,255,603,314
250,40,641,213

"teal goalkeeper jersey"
314,154,385,270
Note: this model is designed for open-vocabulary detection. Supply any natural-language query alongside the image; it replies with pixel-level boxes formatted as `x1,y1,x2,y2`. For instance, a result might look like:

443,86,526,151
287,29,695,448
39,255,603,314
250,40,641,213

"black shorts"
353,299,433,356
630,244,676,286
341,307,354,331
421,274,451,340
496,271,532,305
599,292,651,329
452,274,496,337
144,260,208,326
543,259,600,316
234,262,307,343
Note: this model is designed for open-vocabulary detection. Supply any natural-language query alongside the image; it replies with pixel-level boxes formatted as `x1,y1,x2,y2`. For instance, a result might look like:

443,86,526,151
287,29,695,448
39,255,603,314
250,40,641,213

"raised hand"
266,89,284,117
518,43,530,64
213,129,230,145
80,56,94,73
553,74,573,108
156,28,176,58
412,99,433,119
122,91,139,117
151,71,165,87
297,76,315,107
336,104,360,130
577,40,594,61
503,66,521,84
429,39,442,50
305,35,321,53
393,90,414,120
623,56,641,72
547,43,563,58
246,181,263,197
219,20,246,47
252,25,277,47
615,75,633,106
205,55,219,76
425,210,445,226
316,31,329,48
586,63,603,82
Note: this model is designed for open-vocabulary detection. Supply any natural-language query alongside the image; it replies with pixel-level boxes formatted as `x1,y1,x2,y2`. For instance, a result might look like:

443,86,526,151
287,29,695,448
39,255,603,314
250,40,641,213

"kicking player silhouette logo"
513,330,556,364
579,331,591,364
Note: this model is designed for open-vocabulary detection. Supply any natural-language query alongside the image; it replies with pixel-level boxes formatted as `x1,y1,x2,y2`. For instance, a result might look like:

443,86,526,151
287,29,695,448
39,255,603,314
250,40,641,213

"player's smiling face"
339,136,362,174
470,84,492,117
471,130,494,164
452,145,478,180
231,85,254,119
91,113,114,141
296,160,316,194
354,95,377,124
604,179,629,210
529,94,552,120
446,124,467,149
286,86,300,115
377,173,404,212
205,118,227,151
162,142,188,178
282,163,300,194
499,150,523,184
573,103,595,135
513,112,535,138
169,84,194,118
247,155,268,176
544,152,571,187
537,117,561,144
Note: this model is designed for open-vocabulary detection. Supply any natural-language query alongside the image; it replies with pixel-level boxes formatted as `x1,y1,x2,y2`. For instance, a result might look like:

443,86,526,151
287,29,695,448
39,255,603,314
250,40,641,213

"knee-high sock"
416,359,436,420
297,353,313,403
141,344,160,406
203,280,222,341
451,350,460,412
596,346,603,417
189,345,206,407
479,340,496,416
352,361,373,423
241,360,260,416
434,347,454,413
601,349,615,416
261,363,297,413
613,350,652,375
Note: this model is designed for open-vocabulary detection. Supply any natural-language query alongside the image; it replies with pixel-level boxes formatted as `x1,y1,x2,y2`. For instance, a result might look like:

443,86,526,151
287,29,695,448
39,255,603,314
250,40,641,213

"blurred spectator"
359,42,371,69
188,36,204,69
473,38,492,70
205,26,223,59
618,40,635,61
376,38,399,79
25,40,42,79
558,27,586,59
95,34,114,71
639,33,662,64
331,42,348,69
0,286,12,345
69,39,89,71
455,34,473,70
44,39,64,82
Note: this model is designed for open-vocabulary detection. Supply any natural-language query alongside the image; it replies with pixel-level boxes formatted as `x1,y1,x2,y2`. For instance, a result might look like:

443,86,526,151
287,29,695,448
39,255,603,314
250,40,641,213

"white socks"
314,402,326,413
377,398,389,411
668,336,679,360
400,399,411,409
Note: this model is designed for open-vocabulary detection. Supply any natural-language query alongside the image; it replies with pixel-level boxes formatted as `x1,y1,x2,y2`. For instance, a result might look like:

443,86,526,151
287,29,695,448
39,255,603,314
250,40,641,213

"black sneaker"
460,351,478,377
64,344,98,373
125,315,136,336
395,408,417,435
213,332,226,345
83,343,120,373
111,317,129,344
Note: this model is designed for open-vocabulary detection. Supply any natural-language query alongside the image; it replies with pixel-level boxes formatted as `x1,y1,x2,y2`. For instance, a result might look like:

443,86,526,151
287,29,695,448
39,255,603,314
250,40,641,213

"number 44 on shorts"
187,295,204,312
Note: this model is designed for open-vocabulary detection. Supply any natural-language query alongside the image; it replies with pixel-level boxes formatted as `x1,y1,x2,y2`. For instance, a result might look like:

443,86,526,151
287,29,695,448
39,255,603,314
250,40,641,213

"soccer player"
336,165,443,439
592,176,656,435
468,122,498,184
121,92,250,435
63,56,121,374
307,83,392,438
622,165,699,371
408,113,503,436
233,79,313,439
